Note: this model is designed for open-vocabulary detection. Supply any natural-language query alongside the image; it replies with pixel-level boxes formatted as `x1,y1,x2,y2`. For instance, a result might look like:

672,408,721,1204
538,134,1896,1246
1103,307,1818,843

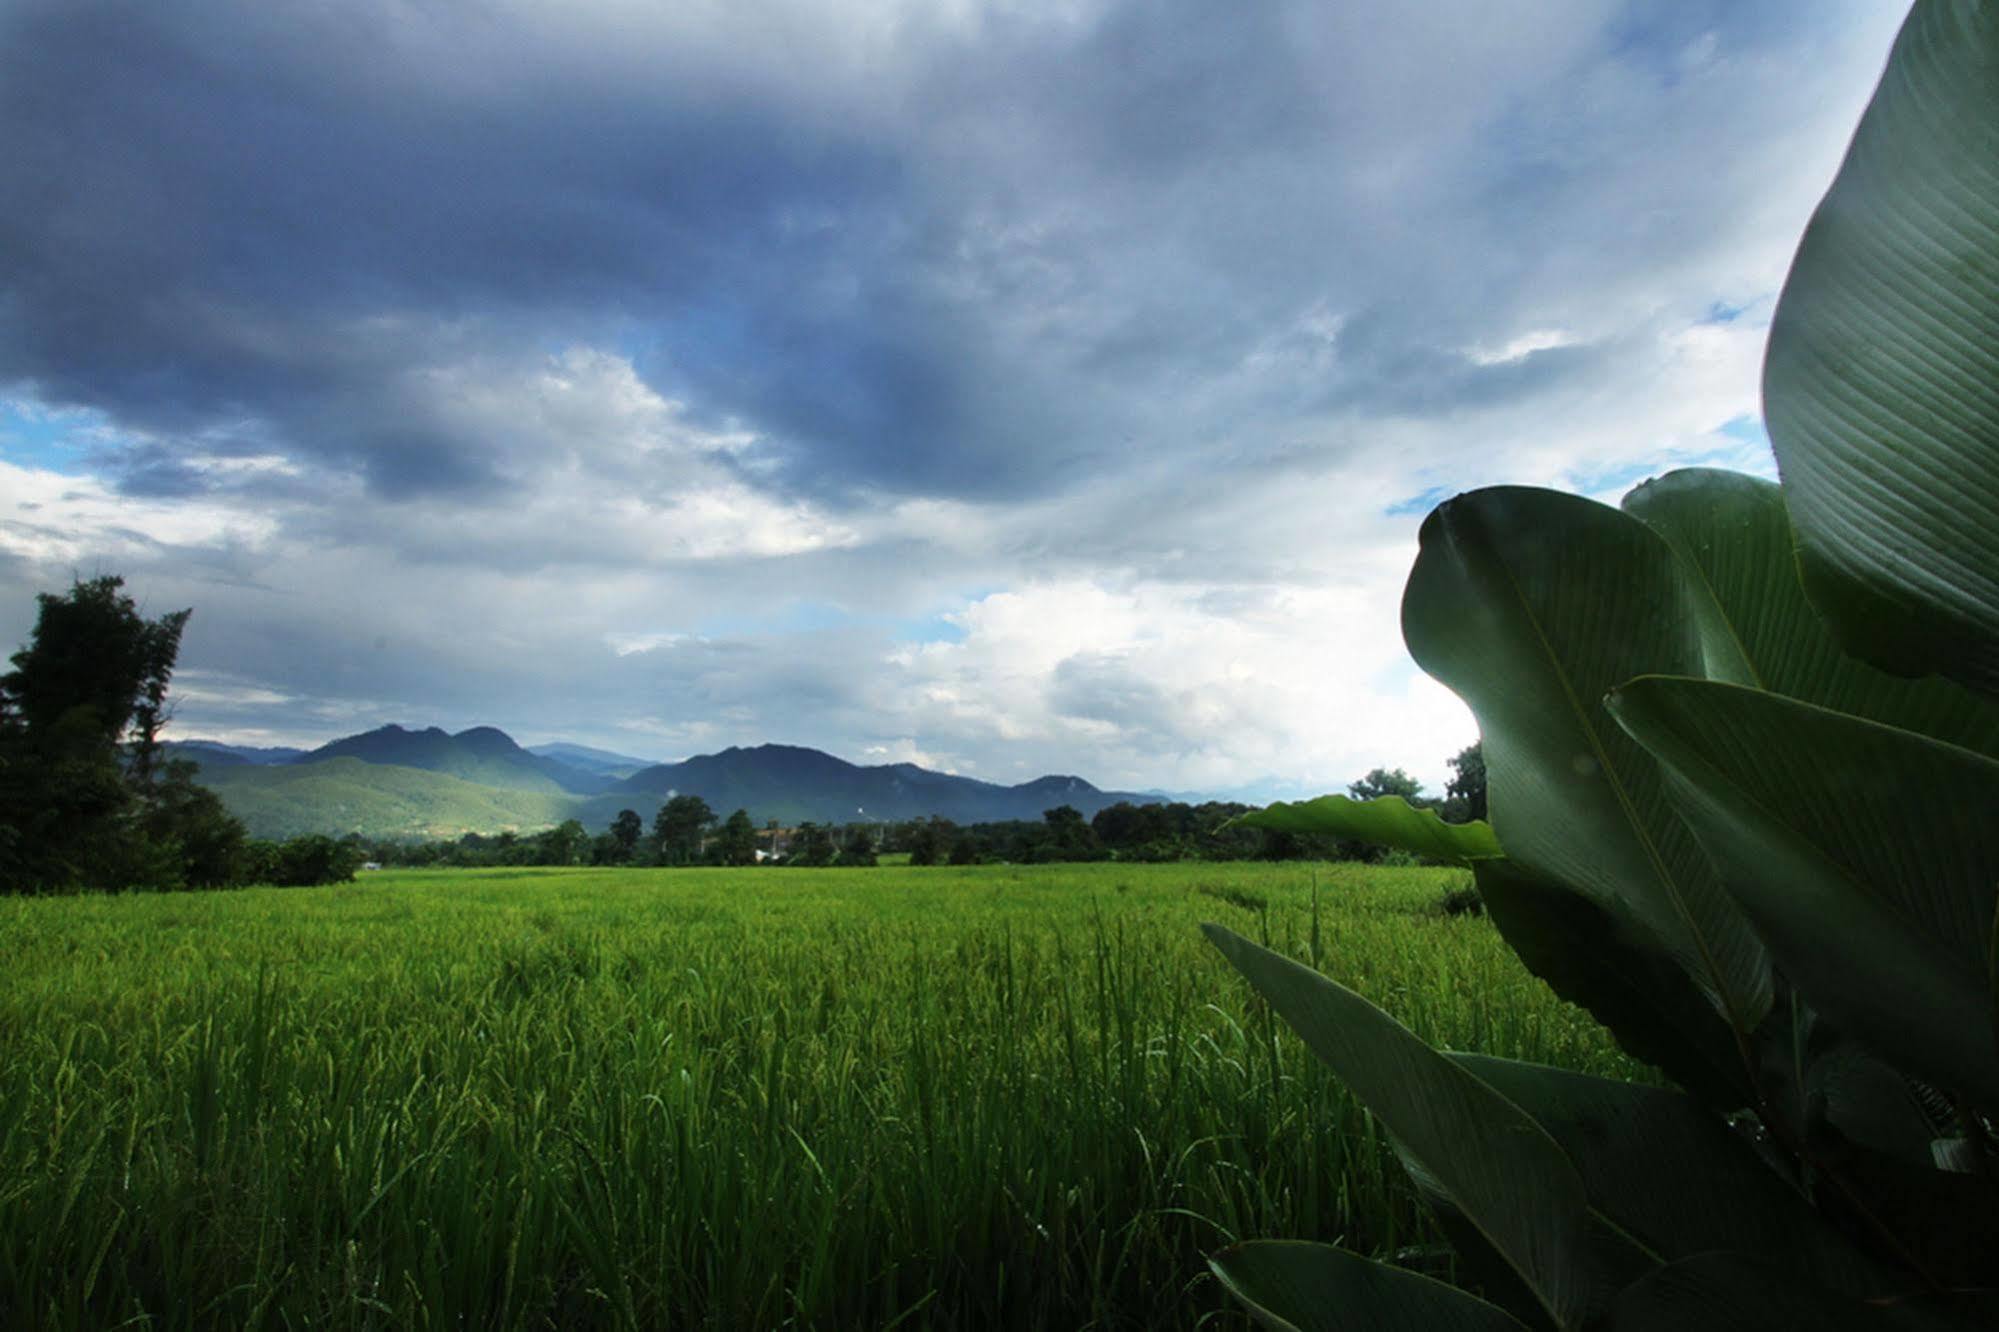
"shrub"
1436,879,1482,918
251,835,364,887
1206,7,1999,1327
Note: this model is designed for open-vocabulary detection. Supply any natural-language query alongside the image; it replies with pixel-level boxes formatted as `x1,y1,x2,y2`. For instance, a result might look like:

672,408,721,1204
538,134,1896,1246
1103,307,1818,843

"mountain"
167,739,309,766
526,741,656,777
197,756,577,840
188,728,1163,840
302,725,614,795
585,743,1157,827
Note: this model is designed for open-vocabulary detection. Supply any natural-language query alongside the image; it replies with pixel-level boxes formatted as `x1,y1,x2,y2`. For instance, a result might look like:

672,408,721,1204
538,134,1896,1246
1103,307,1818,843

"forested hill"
298,725,615,795
177,730,1160,839
590,743,1154,827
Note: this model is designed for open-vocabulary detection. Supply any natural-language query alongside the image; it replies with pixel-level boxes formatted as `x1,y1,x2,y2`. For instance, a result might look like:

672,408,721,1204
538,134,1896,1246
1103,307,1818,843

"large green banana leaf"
1603,1253,1933,1332
1622,469,1999,757
1762,3,1999,695
1210,1241,1532,1332
1203,925,1596,1329
1238,794,1501,865
1445,1054,1892,1298
1471,859,1751,1110
1402,487,1769,1033
1608,677,1999,1108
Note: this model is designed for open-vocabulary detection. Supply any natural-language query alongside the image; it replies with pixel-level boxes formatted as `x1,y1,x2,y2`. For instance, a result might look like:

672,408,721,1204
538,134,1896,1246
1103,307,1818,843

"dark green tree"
608,808,644,862
1443,740,1486,822
791,822,835,867
0,575,251,892
536,819,590,866
1089,801,1152,849
906,817,955,866
836,823,877,867
1346,767,1423,803
1039,804,1102,861
141,761,249,888
715,808,758,866
651,794,715,866
257,834,364,887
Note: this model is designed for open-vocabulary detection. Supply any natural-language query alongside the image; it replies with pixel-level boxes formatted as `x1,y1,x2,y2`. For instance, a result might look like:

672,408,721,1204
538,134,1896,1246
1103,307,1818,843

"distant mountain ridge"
177,727,1161,839
165,739,308,766
591,744,1150,828
525,741,655,776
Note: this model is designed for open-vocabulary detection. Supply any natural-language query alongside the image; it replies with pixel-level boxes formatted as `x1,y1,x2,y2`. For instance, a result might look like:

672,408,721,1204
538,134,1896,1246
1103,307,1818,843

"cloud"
877,575,1476,791
0,0,1916,796
0,459,280,566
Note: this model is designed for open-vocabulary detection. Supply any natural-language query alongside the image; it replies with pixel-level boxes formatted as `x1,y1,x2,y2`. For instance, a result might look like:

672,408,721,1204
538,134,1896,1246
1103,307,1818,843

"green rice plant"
0,862,1638,1329
1210,6,1999,1327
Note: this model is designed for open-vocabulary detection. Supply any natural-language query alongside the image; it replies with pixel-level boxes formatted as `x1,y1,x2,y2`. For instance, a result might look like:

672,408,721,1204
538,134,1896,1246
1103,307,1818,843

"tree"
836,823,877,867
1443,741,1486,822
535,819,589,866
141,761,249,888
255,834,363,887
906,817,955,866
2,575,187,747
651,794,715,866
1090,801,1154,849
791,822,835,867
715,808,758,866
1039,804,1102,861
0,574,249,892
608,808,644,863
1346,767,1422,803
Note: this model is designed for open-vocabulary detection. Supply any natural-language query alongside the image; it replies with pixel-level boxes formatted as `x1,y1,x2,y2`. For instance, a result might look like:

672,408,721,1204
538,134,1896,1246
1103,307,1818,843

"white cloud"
1467,329,1579,366
880,576,1475,792
605,631,686,657
0,460,280,564
861,737,958,773
167,672,297,709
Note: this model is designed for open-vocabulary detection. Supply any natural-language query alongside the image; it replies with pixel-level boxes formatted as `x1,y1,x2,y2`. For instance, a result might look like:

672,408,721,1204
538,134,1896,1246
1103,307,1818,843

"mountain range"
174,725,1160,840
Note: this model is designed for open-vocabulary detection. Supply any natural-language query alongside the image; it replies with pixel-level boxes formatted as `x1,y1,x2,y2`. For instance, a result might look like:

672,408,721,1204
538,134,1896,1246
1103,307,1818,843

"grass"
0,862,1643,1329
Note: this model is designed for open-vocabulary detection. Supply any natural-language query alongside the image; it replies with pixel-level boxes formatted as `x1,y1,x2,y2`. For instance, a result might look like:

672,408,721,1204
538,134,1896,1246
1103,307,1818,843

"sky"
0,0,1912,800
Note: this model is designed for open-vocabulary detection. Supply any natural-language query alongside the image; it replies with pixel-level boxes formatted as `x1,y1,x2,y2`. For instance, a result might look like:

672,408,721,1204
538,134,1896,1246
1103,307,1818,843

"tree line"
357,751,1487,869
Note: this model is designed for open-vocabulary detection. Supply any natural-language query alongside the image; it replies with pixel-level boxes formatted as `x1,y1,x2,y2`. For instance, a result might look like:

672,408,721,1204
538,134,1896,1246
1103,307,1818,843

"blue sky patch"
1384,485,1450,518
0,398,105,473
1566,458,1663,496
1718,413,1768,446
891,613,966,645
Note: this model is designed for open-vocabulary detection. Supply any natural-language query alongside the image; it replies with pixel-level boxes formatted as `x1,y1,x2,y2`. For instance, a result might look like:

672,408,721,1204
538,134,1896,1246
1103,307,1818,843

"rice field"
0,862,1643,1329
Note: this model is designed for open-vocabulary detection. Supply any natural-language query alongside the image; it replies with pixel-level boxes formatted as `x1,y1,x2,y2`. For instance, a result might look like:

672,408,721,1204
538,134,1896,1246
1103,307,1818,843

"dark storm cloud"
106,444,217,500
0,0,905,495
2,0,1863,517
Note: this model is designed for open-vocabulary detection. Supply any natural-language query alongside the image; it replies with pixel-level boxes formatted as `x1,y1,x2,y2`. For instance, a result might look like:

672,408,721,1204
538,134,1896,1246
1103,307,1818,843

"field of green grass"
0,862,1643,1329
